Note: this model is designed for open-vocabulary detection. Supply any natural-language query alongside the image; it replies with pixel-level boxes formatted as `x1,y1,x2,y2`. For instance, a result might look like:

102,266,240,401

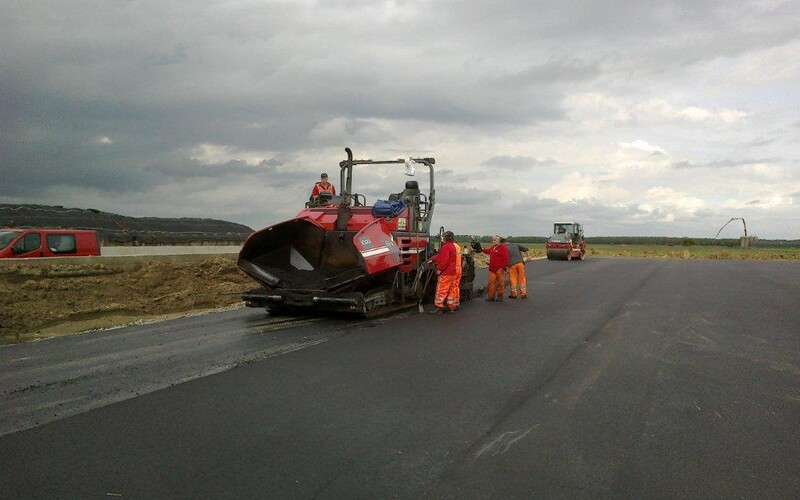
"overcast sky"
2,0,798,239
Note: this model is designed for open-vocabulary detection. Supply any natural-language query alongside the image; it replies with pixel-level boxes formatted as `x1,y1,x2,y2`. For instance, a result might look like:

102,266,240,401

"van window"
47,234,77,253
0,231,21,250
19,233,42,253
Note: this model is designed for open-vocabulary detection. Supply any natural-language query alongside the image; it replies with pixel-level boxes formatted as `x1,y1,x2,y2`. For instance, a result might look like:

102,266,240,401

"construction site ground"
2,245,797,345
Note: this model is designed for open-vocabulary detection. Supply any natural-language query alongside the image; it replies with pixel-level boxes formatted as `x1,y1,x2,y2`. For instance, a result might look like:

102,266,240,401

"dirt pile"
1,258,254,344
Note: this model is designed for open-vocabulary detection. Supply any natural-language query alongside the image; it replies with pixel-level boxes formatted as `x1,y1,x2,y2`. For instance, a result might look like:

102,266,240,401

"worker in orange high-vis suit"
502,238,529,299
474,235,509,302
429,231,458,314
452,240,463,309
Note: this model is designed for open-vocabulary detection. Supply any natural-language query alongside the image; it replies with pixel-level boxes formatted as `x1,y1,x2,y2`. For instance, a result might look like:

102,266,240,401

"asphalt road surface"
2,258,798,498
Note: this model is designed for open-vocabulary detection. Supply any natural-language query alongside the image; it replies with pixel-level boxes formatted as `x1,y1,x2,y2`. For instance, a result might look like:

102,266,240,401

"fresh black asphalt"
1,258,798,498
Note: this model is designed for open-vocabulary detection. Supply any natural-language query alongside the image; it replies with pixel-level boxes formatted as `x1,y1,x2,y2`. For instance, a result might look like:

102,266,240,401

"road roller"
545,222,586,261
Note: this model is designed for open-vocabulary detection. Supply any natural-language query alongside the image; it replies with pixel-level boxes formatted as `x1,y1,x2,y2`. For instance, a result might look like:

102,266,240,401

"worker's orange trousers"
434,274,458,311
508,263,527,298
453,269,462,306
487,269,506,299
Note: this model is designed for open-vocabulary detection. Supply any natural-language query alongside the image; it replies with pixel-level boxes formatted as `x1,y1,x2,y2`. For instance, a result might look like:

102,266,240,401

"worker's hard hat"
444,231,454,240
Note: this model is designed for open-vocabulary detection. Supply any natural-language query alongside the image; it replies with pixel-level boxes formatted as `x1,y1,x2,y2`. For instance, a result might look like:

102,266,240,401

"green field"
587,244,800,260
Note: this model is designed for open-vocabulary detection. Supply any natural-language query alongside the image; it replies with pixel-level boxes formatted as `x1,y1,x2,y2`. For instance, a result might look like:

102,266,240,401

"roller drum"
546,248,569,260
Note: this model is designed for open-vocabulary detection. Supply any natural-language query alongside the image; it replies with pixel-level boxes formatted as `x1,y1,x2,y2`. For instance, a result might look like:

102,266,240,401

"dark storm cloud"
142,157,304,187
433,0,798,67
491,59,601,88
1,0,797,238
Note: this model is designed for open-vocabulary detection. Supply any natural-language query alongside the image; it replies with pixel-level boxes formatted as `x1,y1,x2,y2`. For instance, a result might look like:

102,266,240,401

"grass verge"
587,244,800,260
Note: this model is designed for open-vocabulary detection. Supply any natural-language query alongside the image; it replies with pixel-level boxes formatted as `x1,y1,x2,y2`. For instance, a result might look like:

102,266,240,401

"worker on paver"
502,238,529,299
474,235,509,302
429,231,459,314
310,172,336,199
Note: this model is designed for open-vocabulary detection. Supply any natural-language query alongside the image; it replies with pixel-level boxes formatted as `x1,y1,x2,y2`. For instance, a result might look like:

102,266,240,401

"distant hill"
0,204,254,245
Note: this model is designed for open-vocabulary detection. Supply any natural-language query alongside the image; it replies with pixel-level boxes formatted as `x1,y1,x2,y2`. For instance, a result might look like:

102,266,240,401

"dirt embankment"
1,251,504,345
2,258,254,345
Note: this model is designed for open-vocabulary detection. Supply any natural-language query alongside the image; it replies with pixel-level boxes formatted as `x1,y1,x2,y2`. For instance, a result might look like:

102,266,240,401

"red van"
0,229,101,259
